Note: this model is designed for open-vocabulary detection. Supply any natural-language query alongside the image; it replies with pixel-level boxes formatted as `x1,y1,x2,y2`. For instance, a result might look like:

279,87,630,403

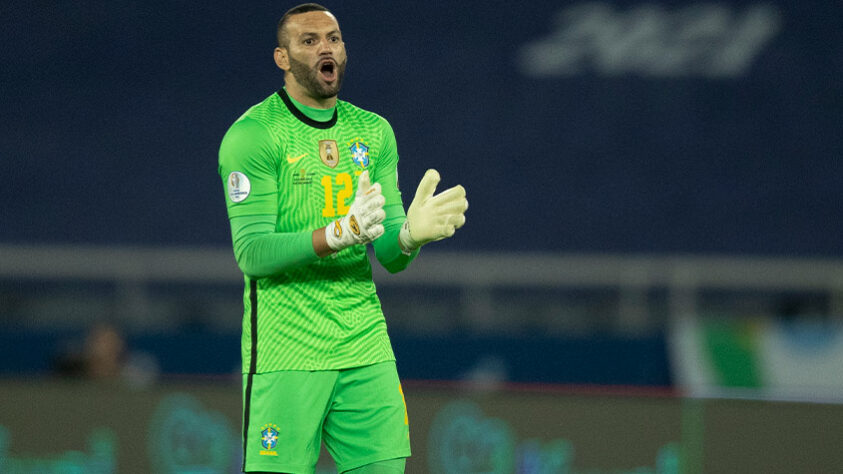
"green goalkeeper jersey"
219,88,415,373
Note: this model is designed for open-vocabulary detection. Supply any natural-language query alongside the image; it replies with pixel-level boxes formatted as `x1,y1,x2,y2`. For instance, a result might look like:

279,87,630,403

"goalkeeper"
218,4,467,474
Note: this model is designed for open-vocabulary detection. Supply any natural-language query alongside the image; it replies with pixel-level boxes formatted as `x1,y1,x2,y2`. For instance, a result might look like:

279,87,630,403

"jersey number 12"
321,173,353,217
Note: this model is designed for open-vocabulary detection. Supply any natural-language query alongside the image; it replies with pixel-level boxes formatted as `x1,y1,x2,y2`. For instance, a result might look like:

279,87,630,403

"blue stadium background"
3,0,840,255
1,0,841,386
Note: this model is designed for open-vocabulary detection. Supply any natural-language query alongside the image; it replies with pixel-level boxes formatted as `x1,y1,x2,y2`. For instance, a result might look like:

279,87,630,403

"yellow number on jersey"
321,172,353,217
335,173,352,216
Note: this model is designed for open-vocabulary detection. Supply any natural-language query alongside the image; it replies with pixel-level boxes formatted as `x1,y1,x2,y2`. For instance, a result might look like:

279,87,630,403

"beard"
288,54,346,99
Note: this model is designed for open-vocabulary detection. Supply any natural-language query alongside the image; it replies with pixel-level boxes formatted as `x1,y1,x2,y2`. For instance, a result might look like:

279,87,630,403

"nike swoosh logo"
286,154,307,164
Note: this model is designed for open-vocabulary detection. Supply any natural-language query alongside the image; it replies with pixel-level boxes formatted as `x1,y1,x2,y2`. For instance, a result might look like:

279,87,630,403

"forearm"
231,215,320,278
373,204,419,273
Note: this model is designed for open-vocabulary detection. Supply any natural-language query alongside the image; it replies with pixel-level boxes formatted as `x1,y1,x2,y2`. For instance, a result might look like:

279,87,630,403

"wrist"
398,220,418,254
312,227,333,257
324,219,346,252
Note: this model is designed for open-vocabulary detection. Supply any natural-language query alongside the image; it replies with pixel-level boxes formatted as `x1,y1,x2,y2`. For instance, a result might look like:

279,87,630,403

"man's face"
282,11,347,99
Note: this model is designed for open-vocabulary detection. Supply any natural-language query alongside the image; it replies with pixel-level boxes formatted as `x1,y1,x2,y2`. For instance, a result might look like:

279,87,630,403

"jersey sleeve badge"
227,171,251,203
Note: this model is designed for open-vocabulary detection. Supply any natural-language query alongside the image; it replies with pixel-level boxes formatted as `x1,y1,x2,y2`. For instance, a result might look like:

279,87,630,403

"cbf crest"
260,423,280,456
348,138,370,168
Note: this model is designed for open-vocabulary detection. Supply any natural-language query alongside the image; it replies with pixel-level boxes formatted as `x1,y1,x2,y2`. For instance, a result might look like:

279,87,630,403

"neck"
284,80,337,109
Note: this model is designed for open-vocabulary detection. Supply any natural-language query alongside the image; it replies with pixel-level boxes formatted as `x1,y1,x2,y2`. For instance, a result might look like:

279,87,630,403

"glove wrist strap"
325,219,345,251
398,220,419,255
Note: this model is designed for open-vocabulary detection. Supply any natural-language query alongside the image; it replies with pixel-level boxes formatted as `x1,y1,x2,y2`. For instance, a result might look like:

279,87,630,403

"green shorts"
242,361,411,473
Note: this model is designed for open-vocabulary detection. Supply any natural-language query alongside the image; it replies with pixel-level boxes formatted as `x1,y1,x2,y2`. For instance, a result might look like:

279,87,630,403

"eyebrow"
299,29,341,38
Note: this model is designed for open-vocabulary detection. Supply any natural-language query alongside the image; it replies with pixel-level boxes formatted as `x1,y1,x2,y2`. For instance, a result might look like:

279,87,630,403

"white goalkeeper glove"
325,171,386,252
399,169,468,252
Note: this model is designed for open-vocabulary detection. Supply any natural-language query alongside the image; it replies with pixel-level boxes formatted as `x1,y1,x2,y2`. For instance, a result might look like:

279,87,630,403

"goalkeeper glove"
399,169,468,252
325,171,386,251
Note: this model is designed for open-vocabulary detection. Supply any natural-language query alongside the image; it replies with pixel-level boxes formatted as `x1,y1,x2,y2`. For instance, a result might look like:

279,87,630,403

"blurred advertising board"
671,317,843,401
2,379,843,473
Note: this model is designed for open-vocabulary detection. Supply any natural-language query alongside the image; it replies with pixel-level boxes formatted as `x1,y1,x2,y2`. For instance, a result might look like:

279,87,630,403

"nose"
318,39,334,56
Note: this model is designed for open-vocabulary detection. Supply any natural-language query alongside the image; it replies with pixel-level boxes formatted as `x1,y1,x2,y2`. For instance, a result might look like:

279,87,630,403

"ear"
274,47,290,71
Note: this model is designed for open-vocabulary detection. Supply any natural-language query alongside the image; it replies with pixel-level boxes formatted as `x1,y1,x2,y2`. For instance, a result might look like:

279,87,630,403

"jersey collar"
277,88,338,129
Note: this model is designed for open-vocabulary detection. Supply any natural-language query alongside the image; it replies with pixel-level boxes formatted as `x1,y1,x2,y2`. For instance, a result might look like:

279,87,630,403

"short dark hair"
277,3,332,48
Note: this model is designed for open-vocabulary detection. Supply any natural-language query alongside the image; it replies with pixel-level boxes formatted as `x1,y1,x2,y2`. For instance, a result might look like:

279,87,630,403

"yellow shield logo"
349,215,360,235
319,140,339,168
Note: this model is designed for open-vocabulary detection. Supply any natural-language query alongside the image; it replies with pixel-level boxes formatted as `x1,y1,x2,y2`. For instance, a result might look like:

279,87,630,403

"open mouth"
318,59,336,82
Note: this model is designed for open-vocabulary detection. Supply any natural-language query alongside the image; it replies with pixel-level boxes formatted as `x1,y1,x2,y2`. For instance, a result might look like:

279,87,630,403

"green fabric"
219,89,417,372
367,117,418,273
242,363,410,473
285,86,336,122
373,205,419,273
229,215,318,278
342,458,406,474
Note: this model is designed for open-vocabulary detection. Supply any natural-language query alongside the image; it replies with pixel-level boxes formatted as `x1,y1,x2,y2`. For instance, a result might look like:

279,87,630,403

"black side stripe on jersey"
248,279,258,375
277,88,338,129
242,279,259,471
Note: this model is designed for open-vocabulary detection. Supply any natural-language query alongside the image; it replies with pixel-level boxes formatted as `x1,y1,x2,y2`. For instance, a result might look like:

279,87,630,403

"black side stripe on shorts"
242,279,259,472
